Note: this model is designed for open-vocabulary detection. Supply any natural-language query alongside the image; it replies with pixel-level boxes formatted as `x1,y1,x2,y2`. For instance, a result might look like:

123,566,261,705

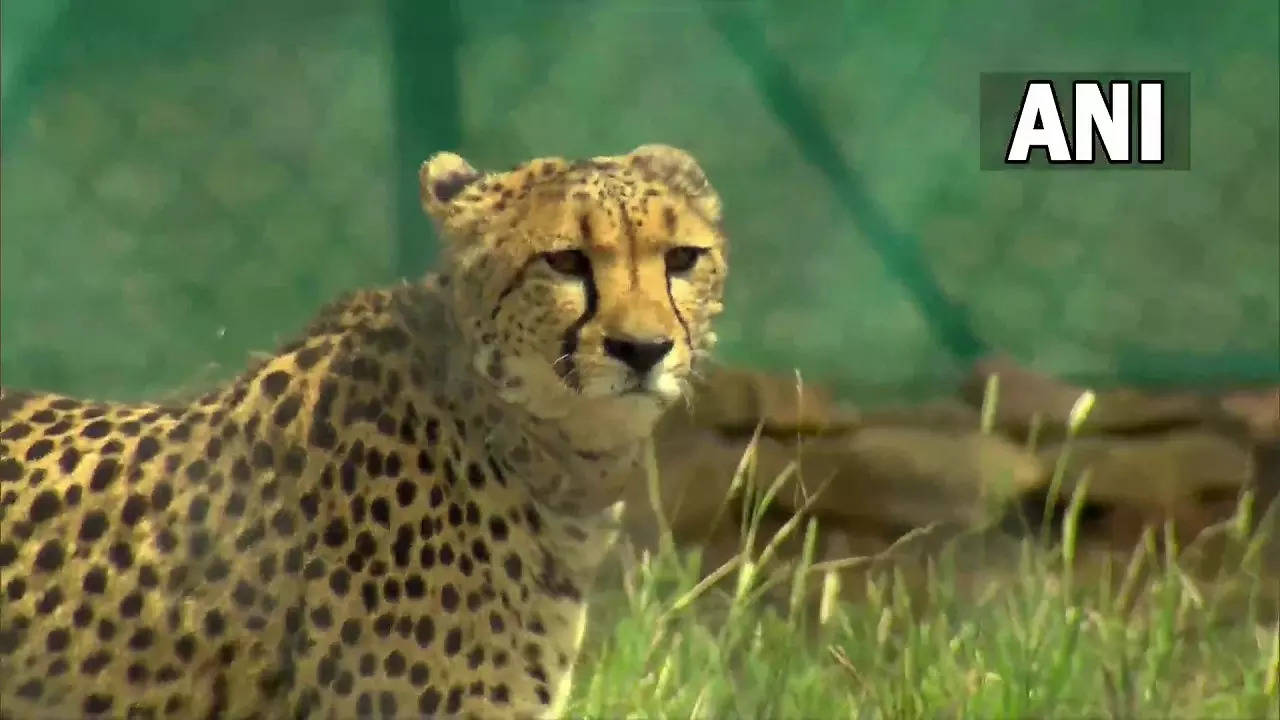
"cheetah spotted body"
0,145,728,719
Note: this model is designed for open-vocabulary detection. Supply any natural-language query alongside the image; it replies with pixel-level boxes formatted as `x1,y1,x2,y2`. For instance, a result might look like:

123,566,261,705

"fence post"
386,0,464,280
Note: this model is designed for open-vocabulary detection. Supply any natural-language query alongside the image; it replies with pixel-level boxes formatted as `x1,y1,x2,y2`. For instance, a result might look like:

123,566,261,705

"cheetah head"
420,144,727,434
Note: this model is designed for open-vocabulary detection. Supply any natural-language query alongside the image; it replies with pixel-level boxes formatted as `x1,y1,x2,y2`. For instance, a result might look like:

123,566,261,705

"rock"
962,354,1213,440
627,363,1043,556
1030,430,1255,547
853,399,982,432
681,363,861,436
1254,441,1280,511
620,363,865,555
1219,386,1279,443
617,362,1278,625
786,427,1044,531
631,405,1044,554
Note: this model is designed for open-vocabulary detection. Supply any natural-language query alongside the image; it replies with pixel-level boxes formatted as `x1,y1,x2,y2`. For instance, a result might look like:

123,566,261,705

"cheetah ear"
420,151,484,225
626,144,722,225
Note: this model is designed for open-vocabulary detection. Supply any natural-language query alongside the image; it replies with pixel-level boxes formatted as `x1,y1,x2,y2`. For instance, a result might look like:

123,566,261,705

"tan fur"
0,145,727,719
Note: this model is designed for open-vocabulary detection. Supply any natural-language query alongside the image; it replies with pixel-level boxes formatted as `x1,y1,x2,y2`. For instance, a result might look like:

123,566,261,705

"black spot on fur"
414,616,435,649
80,512,108,540
432,171,479,204
34,539,65,572
88,458,119,492
273,395,302,427
26,490,61,524
260,370,291,398
58,446,83,473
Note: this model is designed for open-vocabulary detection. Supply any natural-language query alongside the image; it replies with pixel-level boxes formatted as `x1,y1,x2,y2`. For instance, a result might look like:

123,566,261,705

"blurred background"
2,0,1277,404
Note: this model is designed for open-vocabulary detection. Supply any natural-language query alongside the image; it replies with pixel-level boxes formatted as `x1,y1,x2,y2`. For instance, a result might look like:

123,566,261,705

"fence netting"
3,0,1277,403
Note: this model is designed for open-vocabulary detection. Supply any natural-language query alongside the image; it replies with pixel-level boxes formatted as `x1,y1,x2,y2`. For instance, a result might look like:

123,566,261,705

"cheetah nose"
603,336,674,374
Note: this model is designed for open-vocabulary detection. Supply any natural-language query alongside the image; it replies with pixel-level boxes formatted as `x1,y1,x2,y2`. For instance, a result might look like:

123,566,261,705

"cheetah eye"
664,246,706,274
542,249,591,277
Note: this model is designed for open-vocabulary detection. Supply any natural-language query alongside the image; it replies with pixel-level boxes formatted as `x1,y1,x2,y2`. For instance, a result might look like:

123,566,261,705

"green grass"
573,523,1276,718
569,386,1279,719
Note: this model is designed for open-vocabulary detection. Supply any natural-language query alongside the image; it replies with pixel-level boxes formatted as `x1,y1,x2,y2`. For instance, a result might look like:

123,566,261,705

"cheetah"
0,144,728,719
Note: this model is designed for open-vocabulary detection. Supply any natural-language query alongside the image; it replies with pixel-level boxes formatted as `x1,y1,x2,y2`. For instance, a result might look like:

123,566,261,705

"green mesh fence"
3,0,1277,404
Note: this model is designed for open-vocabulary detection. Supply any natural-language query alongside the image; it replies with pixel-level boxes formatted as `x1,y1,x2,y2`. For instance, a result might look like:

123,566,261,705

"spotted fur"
0,144,728,719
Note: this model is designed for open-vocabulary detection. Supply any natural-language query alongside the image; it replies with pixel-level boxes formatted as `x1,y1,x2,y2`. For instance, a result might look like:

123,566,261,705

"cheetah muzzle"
0,144,728,719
